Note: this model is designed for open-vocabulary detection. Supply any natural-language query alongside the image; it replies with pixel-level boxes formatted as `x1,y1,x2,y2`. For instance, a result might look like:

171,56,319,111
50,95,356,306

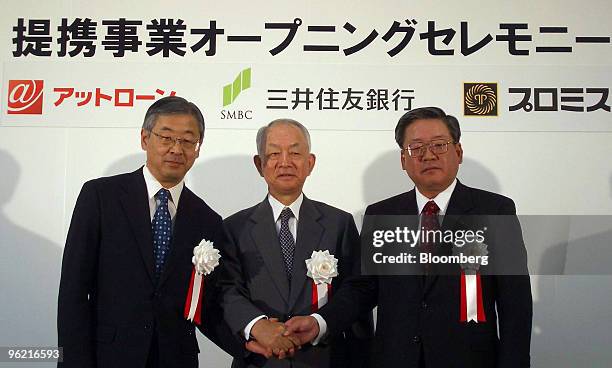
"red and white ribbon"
184,267,204,325
311,281,332,312
460,270,486,323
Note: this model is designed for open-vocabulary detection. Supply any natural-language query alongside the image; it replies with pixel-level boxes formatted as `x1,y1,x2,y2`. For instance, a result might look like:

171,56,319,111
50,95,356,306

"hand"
245,340,272,359
284,316,320,345
250,318,298,359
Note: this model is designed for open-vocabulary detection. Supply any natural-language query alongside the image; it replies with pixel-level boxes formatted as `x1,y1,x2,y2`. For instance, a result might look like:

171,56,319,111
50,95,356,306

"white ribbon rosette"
452,241,488,274
453,241,488,323
192,239,221,276
185,239,221,324
305,250,338,311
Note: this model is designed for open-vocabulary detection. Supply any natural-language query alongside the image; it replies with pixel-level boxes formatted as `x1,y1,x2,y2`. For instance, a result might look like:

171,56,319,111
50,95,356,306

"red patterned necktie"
421,200,440,274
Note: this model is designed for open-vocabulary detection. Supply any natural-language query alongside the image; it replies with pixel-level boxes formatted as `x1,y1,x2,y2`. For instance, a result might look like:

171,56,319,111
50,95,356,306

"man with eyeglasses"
285,107,532,368
58,96,241,368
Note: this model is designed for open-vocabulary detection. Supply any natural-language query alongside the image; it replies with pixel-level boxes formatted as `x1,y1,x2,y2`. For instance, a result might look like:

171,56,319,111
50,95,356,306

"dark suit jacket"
58,168,241,368
318,181,532,368
220,196,374,368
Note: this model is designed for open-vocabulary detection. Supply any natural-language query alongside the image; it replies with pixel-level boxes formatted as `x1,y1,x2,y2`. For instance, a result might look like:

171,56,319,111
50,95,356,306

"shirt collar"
268,193,304,223
415,178,457,215
142,165,184,207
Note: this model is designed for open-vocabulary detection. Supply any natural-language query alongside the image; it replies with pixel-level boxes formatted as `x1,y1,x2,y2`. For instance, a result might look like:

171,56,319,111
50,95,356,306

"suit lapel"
119,169,155,285
442,180,474,231
157,187,200,289
424,180,475,294
400,190,419,216
250,199,291,305
395,190,429,293
288,197,324,310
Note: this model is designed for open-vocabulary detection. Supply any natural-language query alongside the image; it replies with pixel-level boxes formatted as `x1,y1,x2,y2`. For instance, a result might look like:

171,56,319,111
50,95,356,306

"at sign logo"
7,80,44,114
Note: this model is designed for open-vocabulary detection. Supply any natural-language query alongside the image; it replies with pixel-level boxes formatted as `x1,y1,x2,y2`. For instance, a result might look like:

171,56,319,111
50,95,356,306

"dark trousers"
146,332,159,368
419,345,426,368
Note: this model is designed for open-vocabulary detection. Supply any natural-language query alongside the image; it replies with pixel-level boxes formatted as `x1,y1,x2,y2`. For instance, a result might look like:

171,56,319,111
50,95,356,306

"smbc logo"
221,68,253,120
223,68,251,106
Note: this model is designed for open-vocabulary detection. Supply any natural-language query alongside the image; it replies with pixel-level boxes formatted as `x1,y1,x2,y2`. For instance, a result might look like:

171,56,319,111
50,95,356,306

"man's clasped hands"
245,316,320,359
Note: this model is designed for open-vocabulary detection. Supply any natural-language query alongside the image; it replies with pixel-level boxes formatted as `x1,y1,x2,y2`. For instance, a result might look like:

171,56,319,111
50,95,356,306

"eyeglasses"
402,140,454,158
150,131,200,151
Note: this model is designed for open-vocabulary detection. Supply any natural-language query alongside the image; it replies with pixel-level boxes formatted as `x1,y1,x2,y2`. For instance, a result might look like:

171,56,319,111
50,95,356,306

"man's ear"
400,150,407,170
456,142,463,164
253,155,264,177
194,145,200,159
141,129,149,150
306,153,316,175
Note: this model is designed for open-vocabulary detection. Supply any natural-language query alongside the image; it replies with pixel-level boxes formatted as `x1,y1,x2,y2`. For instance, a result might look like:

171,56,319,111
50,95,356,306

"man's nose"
168,139,183,154
279,151,291,165
421,145,438,161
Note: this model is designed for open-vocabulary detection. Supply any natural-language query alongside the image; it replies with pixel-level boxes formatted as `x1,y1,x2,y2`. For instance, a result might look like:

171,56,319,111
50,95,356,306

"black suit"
319,181,532,368
220,196,373,368
58,168,241,368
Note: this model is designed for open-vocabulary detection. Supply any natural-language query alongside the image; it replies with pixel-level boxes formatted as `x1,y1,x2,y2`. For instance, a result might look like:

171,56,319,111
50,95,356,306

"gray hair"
142,96,205,141
256,118,311,158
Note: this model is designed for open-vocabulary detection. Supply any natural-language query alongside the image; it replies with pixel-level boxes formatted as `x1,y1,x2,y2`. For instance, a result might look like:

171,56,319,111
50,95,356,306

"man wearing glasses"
58,96,239,368
285,107,532,368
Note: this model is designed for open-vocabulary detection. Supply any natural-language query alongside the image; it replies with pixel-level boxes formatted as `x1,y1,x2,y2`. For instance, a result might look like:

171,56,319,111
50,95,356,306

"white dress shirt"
415,178,457,216
268,193,303,239
142,165,184,222
244,193,331,344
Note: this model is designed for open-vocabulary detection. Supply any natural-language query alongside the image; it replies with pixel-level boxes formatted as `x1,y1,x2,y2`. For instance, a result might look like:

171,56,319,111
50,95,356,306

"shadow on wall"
519,171,612,367
533,248,612,366
0,149,62,347
455,157,500,194
190,155,267,218
103,153,267,219
104,152,146,177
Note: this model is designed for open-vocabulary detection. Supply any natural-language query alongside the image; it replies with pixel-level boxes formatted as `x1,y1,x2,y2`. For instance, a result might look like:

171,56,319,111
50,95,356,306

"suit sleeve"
57,181,101,368
217,222,267,338
493,199,533,368
318,208,378,337
198,224,247,358
339,214,375,339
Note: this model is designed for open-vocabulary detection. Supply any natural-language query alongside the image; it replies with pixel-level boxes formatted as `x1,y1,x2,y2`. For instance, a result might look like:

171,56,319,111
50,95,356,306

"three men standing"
59,101,531,368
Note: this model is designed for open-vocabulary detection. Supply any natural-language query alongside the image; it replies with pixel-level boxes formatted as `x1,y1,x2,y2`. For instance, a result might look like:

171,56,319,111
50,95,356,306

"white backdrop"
1,1,612,367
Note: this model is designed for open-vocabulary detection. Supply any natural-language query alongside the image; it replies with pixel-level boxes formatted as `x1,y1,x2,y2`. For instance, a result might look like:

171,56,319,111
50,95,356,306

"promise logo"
464,82,497,116
7,80,44,114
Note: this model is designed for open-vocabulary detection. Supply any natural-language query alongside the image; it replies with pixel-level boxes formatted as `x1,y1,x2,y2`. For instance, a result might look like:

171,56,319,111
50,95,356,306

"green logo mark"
223,68,251,107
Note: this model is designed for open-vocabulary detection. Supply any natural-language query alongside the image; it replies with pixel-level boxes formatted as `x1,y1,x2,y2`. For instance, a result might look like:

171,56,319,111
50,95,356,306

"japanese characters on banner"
1,1,611,131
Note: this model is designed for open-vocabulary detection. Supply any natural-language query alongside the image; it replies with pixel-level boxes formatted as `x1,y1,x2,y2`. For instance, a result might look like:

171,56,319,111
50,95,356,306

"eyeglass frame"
149,130,200,151
401,139,455,158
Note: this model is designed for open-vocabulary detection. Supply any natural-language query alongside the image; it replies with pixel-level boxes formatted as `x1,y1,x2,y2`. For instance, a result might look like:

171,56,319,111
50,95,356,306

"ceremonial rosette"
184,239,221,325
305,250,338,312
453,241,488,323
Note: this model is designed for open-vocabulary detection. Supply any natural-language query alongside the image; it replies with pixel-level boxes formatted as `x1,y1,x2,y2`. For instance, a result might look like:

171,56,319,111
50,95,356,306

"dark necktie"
152,188,172,281
421,200,441,274
278,207,295,281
